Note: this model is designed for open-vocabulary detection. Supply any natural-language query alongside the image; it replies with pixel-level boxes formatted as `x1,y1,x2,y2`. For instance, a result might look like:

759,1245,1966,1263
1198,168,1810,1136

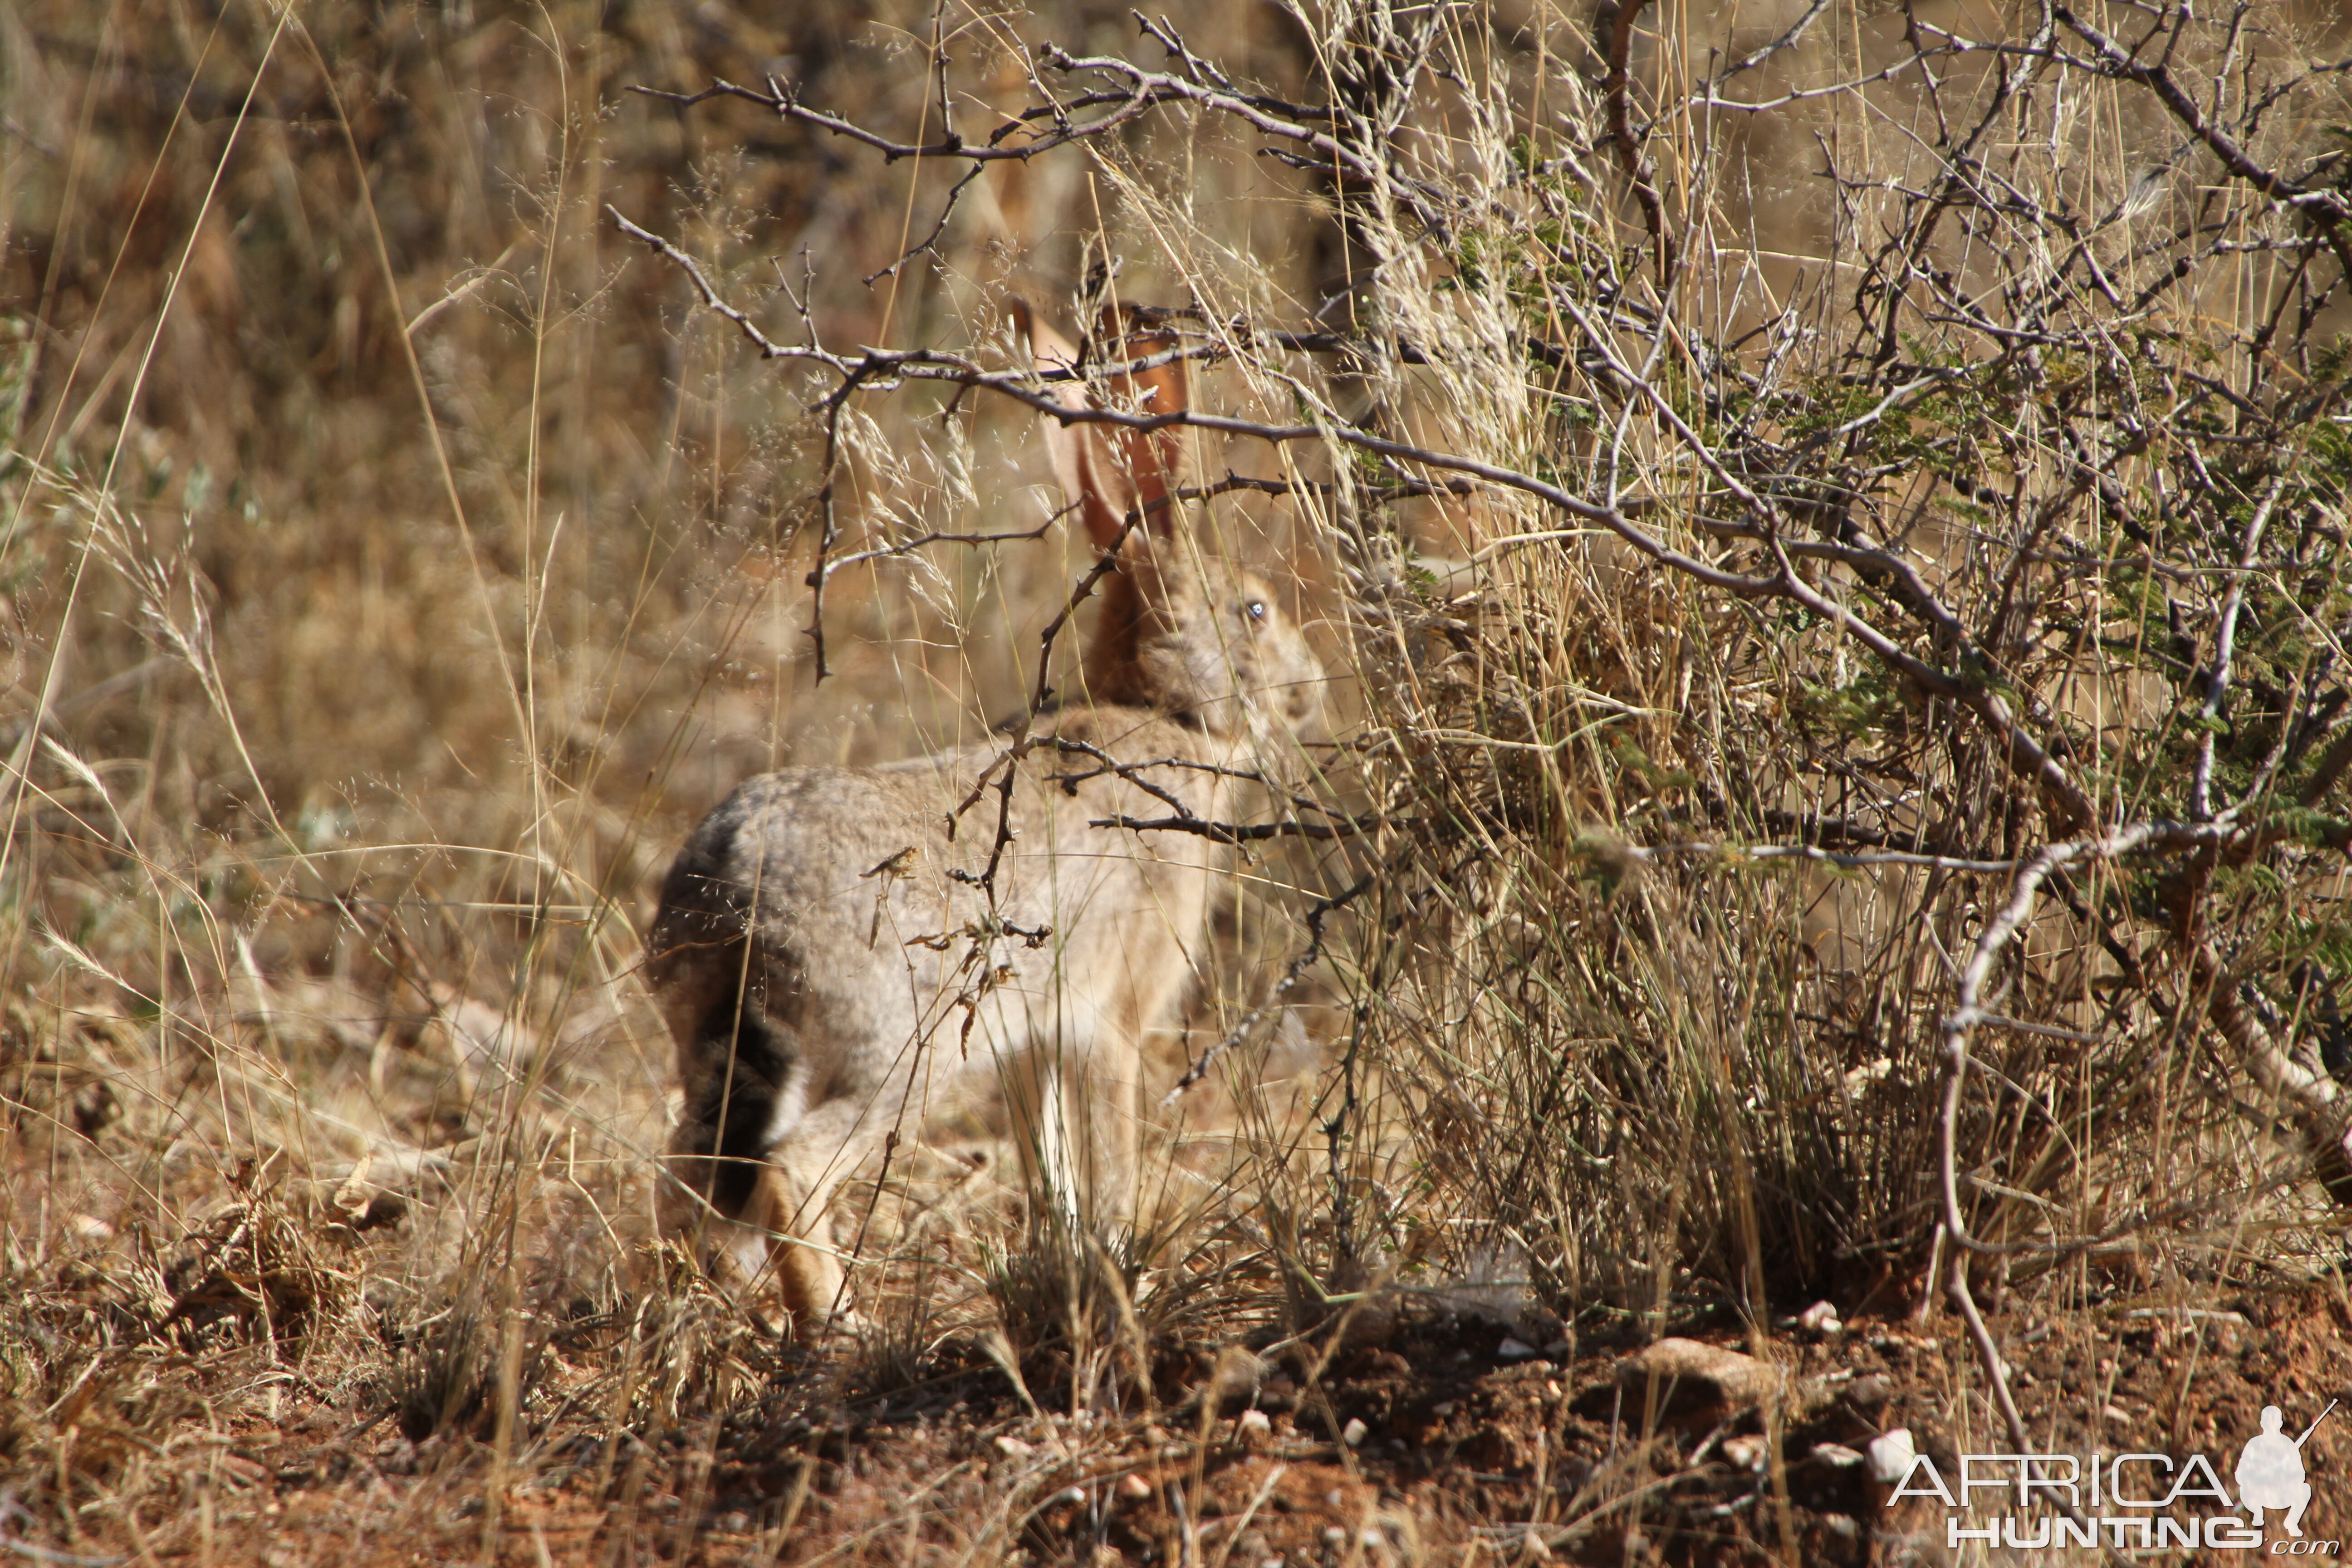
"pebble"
1236,1409,1273,1437
1497,1337,1538,1359
1794,1301,1843,1335
995,1435,1035,1459
1342,1417,1368,1447
1865,1428,1916,1485
1619,1338,1781,1412
1117,1473,1153,1499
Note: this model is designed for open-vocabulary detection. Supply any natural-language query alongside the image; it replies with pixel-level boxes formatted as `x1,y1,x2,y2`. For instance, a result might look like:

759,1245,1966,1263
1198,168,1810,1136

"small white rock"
1117,1473,1153,1499
1720,1436,1765,1471
994,1435,1035,1458
1811,1442,1865,1468
1432,1401,1457,1418
1236,1408,1273,1437
1323,1526,1348,1546
1865,1428,1917,1485
1794,1300,1842,1334
1496,1337,1538,1359
1342,1417,1369,1447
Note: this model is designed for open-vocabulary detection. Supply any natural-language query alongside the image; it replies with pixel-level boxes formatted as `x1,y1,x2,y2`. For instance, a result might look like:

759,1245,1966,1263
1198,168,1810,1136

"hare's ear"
1014,299,1129,554
1099,304,1191,543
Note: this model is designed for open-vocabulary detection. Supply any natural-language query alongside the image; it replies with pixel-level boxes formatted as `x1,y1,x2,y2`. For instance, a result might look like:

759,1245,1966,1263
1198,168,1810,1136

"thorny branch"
612,204,2097,827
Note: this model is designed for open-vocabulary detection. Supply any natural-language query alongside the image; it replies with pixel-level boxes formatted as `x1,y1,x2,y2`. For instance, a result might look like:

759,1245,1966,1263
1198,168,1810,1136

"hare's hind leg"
663,1098,871,1339
657,1000,850,1337
752,1098,892,1338
657,1118,776,1298
658,1009,794,1260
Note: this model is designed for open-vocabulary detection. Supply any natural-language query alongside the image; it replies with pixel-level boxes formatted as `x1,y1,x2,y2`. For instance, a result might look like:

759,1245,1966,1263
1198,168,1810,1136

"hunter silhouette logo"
2240,1402,2335,1539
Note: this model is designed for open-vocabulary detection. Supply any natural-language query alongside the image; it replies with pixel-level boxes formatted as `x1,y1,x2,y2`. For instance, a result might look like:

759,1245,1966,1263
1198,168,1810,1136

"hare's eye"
1245,599,1268,622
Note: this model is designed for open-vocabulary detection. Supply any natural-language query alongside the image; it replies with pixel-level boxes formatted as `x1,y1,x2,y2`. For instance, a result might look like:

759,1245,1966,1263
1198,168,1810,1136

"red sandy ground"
62,1280,2351,1566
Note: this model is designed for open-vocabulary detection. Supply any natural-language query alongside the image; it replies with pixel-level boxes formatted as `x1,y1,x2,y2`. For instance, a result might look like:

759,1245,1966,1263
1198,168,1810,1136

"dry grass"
6,0,2352,1561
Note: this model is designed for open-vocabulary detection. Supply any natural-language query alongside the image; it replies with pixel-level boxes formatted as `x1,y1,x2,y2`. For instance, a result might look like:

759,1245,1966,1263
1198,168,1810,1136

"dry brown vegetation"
7,0,2352,1562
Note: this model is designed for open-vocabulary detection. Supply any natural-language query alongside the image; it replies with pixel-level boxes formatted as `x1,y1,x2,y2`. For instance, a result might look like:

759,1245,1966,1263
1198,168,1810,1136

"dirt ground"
47,1275,2346,1567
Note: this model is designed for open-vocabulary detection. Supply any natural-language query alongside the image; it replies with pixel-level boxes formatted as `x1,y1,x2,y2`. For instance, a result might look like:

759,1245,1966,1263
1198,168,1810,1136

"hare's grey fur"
646,305,1323,1334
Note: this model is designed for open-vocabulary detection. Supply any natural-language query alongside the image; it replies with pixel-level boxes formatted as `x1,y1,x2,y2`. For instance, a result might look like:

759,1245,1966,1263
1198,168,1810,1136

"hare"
646,303,1324,1336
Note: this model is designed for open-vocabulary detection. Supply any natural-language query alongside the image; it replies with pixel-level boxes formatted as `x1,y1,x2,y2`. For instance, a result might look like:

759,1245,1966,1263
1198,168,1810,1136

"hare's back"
657,761,983,930
651,715,1238,989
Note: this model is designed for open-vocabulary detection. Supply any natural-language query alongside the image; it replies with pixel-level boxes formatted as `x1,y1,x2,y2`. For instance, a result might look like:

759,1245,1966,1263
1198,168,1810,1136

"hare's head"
1019,303,1324,741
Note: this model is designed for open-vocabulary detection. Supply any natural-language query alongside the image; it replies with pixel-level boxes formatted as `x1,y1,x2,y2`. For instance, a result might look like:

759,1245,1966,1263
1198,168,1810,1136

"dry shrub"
6,0,2352,1553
